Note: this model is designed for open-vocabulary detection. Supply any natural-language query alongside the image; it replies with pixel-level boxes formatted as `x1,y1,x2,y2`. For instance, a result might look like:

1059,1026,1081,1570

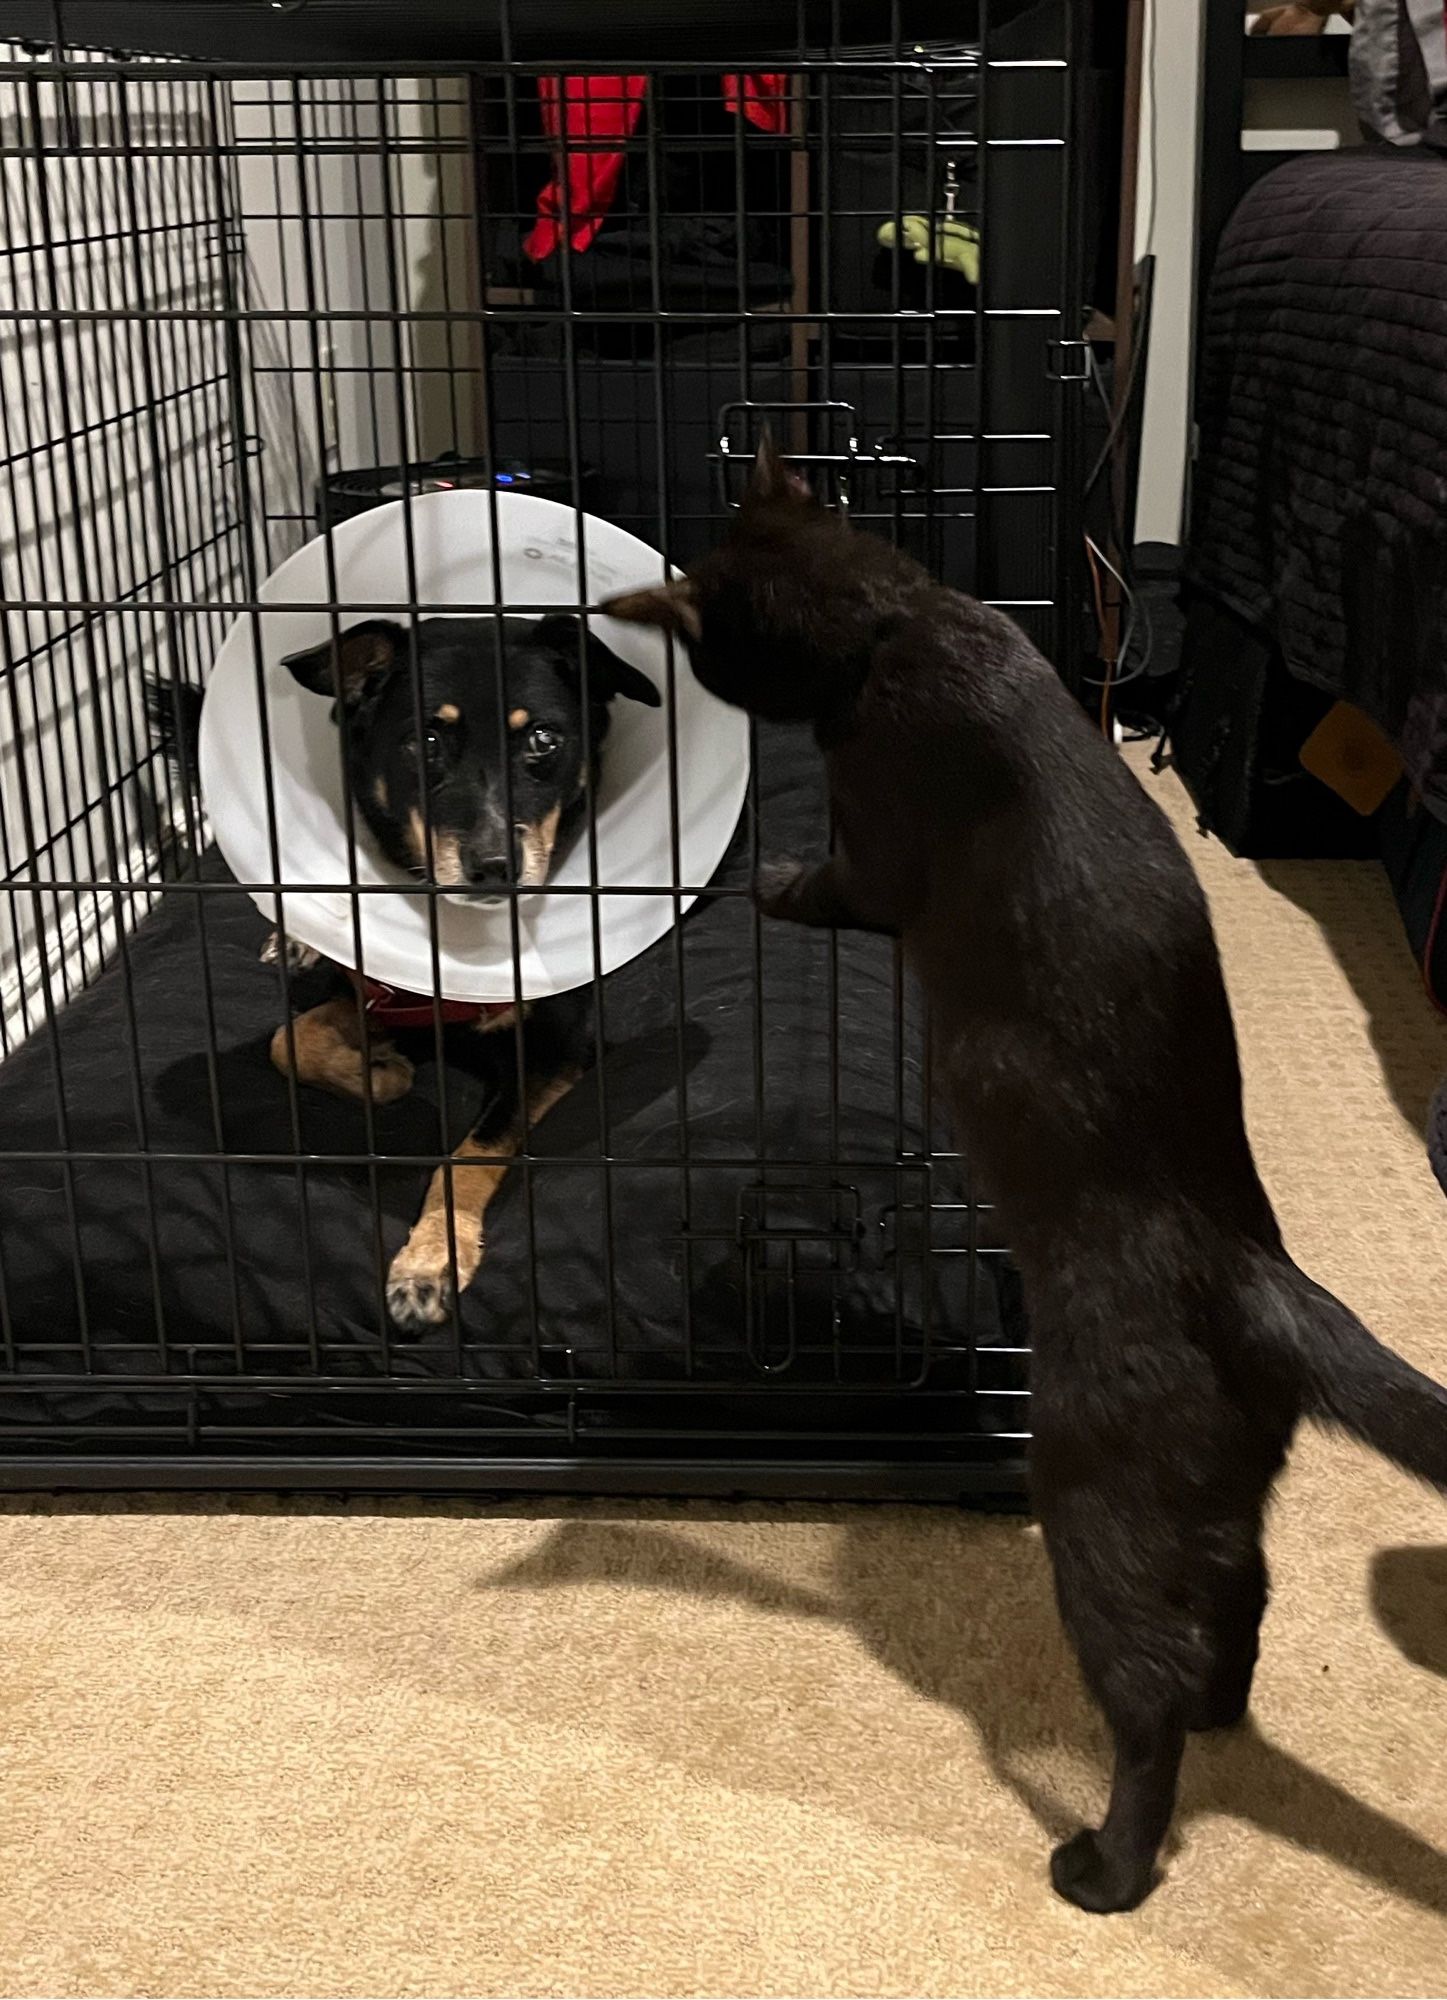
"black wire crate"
0,1,1094,1497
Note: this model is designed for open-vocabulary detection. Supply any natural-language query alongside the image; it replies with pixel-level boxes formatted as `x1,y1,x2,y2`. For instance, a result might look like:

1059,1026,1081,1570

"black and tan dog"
155,612,658,1332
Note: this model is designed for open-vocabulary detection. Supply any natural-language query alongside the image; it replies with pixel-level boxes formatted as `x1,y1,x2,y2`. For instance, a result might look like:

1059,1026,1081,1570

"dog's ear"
535,614,663,708
599,582,702,647
281,618,405,704
746,427,811,507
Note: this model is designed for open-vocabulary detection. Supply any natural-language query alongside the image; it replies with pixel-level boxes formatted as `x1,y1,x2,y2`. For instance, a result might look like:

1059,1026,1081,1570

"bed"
0,730,1026,1453
1171,147,1447,1018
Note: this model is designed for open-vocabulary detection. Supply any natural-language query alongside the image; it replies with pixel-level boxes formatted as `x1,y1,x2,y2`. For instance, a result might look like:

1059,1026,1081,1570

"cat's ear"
601,579,702,644
747,427,811,507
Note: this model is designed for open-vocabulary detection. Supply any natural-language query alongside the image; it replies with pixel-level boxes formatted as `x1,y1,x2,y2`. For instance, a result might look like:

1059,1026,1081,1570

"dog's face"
601,435,858,725
282,613,660,887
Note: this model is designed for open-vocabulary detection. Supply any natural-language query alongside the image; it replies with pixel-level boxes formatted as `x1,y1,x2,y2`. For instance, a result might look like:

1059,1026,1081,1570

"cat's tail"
1260,1257,1447,1488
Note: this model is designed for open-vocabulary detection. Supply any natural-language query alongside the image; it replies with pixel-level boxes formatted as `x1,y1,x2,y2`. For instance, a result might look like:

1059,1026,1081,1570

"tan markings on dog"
473,1000,532,1037
406,807,428,870
435,702,460,723
372,775,388,811
270,997,414,1104
405,807,466,886
508,706,530,730
385,1067,580,1325
431,831,466,886
517,803,562,886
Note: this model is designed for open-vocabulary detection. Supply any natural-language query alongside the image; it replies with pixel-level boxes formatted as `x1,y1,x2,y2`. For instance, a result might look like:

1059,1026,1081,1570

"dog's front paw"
752,857,808,918
387,1191,486,1334
386,1262,455,1334
1049,1829,1158,1915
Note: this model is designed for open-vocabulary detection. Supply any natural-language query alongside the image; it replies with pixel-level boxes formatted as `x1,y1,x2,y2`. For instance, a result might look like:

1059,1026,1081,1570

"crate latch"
734,1181,863,1374
1045,339,1091,384
714,401,919,511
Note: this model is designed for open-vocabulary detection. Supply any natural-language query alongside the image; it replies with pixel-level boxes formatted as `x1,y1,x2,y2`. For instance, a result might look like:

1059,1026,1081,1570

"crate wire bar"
0,1,1086,1496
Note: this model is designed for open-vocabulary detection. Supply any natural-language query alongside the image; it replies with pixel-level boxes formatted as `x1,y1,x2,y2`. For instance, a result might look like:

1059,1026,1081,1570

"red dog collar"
357,976,515,1031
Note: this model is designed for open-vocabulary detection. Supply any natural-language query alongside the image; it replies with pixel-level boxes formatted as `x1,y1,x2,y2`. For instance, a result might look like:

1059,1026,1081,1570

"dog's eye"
525,724,562,764
423,727,447,773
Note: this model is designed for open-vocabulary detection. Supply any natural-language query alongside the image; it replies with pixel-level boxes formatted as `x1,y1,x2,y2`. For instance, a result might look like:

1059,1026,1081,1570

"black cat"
605,436,1447,1914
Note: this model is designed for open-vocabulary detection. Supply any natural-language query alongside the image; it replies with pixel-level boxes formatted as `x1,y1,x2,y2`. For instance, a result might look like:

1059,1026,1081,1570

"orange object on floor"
1299,698,1404,815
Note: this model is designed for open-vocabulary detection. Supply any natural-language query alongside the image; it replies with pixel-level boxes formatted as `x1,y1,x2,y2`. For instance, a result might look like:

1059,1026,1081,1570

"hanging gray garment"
1351,0,1447,147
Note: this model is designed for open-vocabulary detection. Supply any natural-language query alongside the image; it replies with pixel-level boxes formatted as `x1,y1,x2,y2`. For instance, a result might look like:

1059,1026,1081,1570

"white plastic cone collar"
199,490,750,1001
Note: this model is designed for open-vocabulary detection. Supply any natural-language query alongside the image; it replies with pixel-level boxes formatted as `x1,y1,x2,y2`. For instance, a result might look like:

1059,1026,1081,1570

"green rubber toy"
877,214,980,285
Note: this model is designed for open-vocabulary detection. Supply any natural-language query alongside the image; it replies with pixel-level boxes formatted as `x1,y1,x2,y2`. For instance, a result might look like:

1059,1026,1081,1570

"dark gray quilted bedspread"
1185,149,1447,814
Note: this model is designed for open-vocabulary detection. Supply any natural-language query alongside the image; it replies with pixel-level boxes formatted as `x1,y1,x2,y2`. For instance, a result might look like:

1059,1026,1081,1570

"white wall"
0,63,476,1052
231,75,480,517
1132,0,1204,546
1132,3,1357,546
0,53,251,1051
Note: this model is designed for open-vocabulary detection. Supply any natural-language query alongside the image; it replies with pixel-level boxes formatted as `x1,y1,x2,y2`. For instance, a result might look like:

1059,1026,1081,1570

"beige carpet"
3,750,1447,2000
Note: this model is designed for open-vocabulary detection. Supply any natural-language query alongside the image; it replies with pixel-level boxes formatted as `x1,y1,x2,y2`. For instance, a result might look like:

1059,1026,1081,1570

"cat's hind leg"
1190,1544,1268,1733
1050,1703,1186,1914
1043,1520,1198,1913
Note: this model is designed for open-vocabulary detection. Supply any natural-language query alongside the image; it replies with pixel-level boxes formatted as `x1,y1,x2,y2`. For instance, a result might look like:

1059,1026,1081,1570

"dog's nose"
466,851,510,888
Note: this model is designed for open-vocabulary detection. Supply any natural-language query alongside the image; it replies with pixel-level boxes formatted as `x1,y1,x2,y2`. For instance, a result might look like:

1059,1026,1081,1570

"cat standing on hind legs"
605,435,1447,1913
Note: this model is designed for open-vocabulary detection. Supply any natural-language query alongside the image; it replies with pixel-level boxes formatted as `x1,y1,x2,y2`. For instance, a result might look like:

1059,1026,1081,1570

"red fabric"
359,976,513,1032
523,74,648,262
523,72,789,261
721,72,790,134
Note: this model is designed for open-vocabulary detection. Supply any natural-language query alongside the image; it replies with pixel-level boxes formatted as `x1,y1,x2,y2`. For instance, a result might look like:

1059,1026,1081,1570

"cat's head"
603,432,865,725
